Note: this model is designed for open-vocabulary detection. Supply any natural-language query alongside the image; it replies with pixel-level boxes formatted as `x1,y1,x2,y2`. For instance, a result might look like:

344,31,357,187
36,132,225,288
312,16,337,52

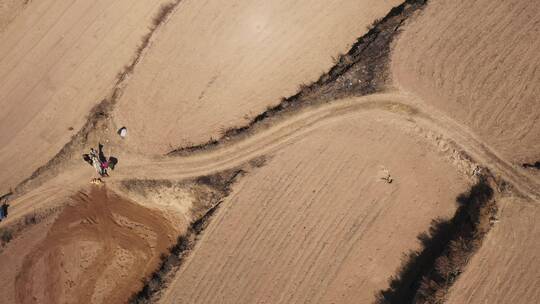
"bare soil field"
0,0,538,303
112,0,401,155
0,0,170,194
392,0,540,164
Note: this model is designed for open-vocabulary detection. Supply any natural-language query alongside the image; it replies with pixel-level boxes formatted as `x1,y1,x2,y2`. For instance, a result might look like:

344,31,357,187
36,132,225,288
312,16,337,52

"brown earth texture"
0,0,538,304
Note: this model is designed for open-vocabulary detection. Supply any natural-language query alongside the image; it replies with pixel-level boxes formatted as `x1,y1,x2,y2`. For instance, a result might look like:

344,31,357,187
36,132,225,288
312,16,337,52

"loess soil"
0,186,177,304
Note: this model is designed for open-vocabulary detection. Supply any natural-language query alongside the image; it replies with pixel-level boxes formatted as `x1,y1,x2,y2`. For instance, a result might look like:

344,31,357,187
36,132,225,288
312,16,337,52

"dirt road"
6,93,540,230
110,94,540,201
157,109,469,304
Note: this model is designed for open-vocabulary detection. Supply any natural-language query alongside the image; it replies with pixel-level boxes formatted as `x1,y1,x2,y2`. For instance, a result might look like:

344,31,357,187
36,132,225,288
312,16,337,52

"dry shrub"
130,235,192,304
24,214,37,225
367,17,383,31
153,2,176,27
1,229,13,245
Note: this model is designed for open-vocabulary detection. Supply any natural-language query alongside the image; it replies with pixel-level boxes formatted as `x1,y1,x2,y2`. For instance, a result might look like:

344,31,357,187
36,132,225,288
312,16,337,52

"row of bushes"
377,177,497,304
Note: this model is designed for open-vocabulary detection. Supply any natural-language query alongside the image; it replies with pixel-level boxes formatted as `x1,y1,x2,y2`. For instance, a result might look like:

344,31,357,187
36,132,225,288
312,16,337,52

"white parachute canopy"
118,127,127,138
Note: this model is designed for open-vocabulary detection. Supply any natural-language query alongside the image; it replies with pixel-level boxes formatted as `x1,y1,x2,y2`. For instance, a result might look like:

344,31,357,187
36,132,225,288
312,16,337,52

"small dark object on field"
522,161,540,169
0,203,9,221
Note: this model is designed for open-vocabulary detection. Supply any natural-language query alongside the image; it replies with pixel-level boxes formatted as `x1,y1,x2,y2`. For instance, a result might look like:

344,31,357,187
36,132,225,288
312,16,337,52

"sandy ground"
113,0,401,155
0,0,170,194
0,186,178,304
158,110,469,304
392,0,540,164
446,197,540,304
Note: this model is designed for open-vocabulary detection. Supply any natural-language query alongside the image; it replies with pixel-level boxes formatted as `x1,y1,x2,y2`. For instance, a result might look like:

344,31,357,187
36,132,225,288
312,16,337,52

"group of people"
83,144,117,177
0,142,120,223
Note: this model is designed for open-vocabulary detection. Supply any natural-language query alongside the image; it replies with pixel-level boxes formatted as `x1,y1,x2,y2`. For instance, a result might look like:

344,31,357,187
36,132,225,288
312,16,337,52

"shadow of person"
98,143,107,163
82,154,92,165
523,161,540,169
108,157,118,170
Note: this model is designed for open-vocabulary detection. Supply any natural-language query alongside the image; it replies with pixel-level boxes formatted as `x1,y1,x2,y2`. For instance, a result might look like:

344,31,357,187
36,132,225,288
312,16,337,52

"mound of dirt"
391,0,540,164
159,111,469,304
0,186,177,303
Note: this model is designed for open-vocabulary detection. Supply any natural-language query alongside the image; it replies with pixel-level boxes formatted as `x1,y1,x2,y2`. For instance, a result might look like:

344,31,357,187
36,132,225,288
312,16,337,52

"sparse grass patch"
24,214,37,225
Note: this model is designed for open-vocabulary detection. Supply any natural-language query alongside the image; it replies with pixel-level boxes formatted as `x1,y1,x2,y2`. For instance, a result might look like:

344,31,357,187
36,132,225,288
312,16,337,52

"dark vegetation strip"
375,174,498,304
13,1,182,195
129,169,245,304
167,0,428,156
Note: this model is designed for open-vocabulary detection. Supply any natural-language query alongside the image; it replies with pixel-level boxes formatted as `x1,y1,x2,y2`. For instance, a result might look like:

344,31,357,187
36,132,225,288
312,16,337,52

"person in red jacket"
100,160,110,177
